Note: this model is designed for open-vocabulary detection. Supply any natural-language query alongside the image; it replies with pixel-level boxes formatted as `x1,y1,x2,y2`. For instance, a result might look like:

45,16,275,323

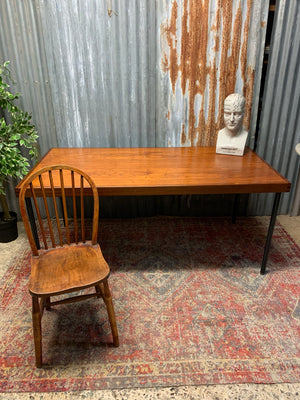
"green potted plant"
0,61,39,242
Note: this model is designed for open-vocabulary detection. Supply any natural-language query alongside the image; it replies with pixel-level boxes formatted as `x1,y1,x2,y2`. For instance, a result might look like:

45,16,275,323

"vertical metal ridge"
250,0,300,215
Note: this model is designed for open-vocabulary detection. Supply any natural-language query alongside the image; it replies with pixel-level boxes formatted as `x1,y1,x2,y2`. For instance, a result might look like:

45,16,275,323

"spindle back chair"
19,165,119,367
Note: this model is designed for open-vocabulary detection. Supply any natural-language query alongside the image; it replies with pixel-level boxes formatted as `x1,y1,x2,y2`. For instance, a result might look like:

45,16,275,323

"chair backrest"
19,165,99,256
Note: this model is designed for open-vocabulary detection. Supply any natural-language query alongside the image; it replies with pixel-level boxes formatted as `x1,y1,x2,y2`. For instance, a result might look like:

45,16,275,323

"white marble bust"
216,93,248,156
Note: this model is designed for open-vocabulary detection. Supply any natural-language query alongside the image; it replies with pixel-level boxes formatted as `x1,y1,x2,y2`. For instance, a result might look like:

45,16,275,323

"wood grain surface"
16,147,291,196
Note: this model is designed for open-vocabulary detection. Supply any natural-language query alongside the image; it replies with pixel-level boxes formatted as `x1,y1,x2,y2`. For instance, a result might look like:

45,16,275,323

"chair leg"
95,285,101,298
32,296,43,368
101,280,119,347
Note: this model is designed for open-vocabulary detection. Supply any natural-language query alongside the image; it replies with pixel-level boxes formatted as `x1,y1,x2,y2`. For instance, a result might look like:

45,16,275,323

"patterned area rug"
1,217,300,392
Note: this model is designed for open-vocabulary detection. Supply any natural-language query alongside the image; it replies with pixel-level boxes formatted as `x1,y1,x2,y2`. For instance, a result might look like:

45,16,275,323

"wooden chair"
19,165,119,367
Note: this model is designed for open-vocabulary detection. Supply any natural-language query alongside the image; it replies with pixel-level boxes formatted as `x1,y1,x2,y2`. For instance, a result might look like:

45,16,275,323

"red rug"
1,217,300,392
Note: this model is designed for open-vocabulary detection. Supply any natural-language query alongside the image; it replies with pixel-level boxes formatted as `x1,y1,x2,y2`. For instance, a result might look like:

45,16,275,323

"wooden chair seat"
29,243,109,296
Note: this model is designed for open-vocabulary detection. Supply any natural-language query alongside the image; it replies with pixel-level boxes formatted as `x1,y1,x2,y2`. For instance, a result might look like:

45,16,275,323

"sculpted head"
223,93,245,135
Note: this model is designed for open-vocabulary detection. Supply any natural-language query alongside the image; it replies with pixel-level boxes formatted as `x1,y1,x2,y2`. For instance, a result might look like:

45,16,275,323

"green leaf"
0,61,39,193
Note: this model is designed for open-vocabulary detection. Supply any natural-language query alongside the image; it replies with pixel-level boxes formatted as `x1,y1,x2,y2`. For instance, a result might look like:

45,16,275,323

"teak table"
16,147,291,274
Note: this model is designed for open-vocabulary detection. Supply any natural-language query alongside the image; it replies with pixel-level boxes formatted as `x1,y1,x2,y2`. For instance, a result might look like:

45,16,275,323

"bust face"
223,94,245,135
224,106,244,134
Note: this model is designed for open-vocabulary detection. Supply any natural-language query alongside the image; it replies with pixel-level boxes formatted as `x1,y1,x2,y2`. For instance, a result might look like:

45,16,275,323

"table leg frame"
232,194,240,224
260,192,281,275
25,191,281,274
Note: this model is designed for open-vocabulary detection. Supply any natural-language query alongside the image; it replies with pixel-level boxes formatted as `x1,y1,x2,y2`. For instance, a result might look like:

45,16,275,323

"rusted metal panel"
157,0,269,148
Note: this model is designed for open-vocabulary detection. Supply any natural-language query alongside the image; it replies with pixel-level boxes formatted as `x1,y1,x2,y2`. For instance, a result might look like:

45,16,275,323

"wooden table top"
15,147,291,196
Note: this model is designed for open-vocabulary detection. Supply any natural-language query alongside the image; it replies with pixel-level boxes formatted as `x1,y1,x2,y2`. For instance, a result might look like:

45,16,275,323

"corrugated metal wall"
248,0,300,215
39,0,157,148
0,0,57,154
1,0,298,216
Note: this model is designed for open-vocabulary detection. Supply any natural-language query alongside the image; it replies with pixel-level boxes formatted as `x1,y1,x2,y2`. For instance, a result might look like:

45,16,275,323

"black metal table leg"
260,193,281,275
25,197,40,249
232,194,239,224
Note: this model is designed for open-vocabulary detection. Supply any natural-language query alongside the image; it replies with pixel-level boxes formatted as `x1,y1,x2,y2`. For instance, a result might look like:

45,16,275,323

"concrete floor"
1,215,300,399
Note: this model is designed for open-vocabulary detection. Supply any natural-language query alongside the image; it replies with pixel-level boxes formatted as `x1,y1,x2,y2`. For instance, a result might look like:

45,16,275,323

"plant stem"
0,193,12,221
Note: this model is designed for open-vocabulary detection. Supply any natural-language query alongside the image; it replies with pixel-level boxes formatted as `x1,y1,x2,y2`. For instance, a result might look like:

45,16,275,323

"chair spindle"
59,169,70,245
71,171,79,243
39,174,57,248
80,175,85,243
48,170,63,246
30,181,48,250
